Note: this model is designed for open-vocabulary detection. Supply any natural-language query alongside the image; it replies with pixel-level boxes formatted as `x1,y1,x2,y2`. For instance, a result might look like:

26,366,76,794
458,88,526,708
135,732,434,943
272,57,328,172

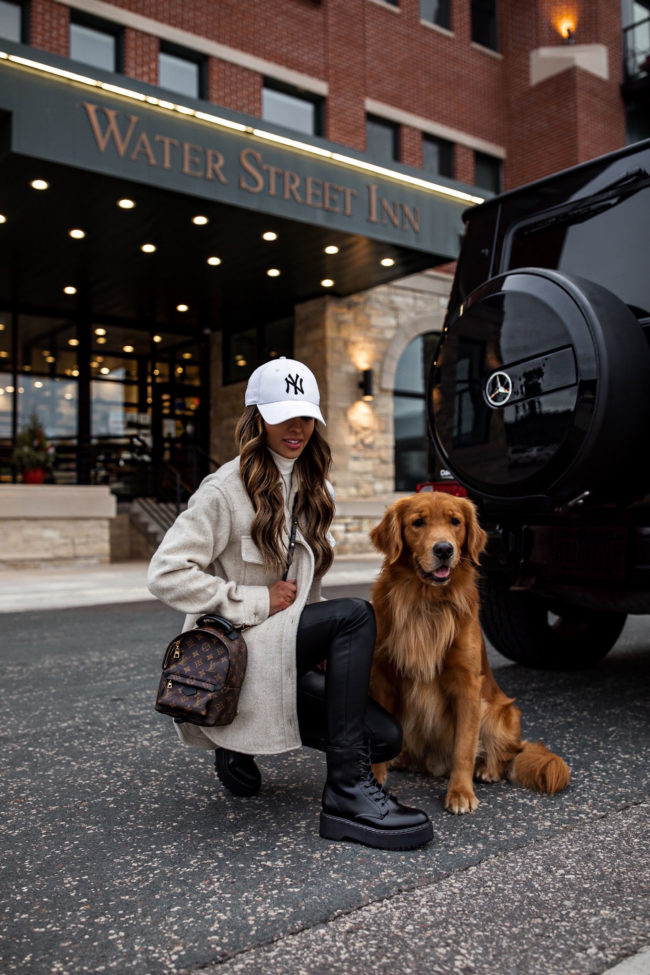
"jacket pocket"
241,536,265,565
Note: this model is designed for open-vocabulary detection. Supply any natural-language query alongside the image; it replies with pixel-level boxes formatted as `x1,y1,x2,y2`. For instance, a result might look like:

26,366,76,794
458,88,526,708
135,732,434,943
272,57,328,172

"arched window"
393,332,439,491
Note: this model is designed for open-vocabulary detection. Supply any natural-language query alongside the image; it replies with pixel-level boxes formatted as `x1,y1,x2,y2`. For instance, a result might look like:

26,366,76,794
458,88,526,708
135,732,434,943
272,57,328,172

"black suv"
428,138,650,668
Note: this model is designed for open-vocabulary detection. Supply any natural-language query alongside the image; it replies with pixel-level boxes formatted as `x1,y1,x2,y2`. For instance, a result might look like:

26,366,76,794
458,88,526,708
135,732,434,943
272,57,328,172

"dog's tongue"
434,566,451,580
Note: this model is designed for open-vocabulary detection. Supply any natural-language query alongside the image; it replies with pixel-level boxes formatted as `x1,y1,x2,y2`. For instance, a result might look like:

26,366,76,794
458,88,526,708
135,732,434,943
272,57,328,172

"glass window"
366,115,399,161
475,151,502,193
471,0,498,51
223,317,294,385
0,0,21,41
394,333,439,490
70,21,118,72
420,0,451,29
159,49,202,99
422,134,454,177
262,84,322,136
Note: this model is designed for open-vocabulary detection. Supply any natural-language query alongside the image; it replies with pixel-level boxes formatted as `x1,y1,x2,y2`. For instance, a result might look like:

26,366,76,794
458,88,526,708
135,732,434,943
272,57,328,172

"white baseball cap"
245,357,326,425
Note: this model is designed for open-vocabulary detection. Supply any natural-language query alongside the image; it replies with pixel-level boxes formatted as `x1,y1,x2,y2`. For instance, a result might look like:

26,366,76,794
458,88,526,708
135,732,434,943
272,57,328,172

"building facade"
0,0,643,564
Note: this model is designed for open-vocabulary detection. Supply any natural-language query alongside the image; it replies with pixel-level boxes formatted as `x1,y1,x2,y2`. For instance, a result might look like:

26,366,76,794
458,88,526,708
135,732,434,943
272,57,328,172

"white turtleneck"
267,447,297,515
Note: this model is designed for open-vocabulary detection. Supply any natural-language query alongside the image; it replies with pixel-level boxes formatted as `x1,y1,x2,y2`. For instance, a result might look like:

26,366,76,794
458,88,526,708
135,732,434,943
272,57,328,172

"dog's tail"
507,740,570,794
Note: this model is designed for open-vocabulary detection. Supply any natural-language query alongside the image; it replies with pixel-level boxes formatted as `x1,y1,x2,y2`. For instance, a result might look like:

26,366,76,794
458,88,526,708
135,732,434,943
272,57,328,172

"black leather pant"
295,598,402,764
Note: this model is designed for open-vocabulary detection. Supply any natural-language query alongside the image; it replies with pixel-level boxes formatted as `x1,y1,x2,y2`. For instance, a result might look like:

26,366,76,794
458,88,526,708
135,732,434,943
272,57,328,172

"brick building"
0,0,645,565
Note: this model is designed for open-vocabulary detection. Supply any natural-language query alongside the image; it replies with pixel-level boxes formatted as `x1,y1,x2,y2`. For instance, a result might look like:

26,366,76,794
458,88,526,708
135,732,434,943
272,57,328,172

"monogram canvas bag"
155,614,247,727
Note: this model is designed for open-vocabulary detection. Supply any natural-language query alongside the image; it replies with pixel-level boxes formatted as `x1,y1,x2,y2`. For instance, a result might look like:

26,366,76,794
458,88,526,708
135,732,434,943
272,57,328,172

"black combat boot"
214,748,261,797
320,744,433,850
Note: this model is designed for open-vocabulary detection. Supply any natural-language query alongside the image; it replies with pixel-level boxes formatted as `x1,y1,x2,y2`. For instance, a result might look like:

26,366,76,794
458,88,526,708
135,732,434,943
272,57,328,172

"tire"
480,574,627,669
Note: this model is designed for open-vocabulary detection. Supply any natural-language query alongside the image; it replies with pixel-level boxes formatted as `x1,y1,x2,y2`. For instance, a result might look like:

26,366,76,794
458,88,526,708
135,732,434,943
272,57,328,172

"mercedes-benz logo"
485,370,513,407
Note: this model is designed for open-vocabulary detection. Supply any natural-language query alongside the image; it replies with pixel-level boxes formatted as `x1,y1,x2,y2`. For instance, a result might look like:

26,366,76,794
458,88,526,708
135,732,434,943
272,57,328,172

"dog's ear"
370,501,405,563
461,498,487,564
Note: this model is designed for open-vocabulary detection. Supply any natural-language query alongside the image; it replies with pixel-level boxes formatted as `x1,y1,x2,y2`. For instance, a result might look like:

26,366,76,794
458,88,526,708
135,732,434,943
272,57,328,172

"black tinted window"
507,187,650,318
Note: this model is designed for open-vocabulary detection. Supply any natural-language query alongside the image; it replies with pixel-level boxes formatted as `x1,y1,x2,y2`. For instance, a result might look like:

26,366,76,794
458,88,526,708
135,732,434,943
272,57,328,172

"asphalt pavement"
1,558,649,975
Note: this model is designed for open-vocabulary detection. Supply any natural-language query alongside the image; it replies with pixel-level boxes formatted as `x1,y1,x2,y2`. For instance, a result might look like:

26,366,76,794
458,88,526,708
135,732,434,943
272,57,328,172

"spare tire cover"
429,268,650,503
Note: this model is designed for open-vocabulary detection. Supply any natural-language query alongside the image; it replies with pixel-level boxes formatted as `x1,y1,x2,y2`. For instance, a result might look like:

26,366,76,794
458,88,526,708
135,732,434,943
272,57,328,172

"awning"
0,41,484,332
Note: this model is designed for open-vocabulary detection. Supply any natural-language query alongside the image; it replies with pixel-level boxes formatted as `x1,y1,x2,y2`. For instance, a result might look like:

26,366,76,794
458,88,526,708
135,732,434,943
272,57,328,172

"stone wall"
0,486,116,570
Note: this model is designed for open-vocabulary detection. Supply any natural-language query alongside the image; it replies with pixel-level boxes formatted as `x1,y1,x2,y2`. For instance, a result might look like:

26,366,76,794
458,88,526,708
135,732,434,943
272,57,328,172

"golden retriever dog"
369,492,570,813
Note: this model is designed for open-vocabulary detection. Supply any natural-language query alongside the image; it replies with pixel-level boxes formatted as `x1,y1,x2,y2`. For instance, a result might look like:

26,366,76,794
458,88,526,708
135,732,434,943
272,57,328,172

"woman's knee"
345,597,375,632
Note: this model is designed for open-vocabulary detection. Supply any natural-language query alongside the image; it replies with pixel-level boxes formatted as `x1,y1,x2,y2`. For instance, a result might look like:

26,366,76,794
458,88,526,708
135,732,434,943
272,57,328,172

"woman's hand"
268,579,297,615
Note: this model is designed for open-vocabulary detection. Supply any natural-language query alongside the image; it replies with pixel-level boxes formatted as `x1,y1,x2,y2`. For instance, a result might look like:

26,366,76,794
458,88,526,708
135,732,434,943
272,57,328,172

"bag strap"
282,494,299,582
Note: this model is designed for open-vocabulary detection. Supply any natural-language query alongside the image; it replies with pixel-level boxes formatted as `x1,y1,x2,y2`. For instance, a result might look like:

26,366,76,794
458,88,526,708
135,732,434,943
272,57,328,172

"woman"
148,357,433,851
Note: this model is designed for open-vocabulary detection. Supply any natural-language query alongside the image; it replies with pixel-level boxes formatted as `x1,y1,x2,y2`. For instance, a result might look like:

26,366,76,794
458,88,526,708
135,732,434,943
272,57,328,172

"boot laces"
360,755,390,805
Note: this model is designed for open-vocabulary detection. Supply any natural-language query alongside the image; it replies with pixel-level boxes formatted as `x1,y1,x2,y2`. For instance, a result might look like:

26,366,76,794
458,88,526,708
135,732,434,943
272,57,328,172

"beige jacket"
147,457,322,754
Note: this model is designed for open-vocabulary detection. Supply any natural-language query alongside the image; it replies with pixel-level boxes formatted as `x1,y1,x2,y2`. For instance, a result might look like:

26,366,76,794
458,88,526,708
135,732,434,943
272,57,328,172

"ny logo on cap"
285,373,304,395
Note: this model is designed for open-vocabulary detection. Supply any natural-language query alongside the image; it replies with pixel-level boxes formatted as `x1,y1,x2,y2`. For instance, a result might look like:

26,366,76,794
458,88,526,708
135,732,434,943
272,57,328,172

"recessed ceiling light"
94,328,106,336
0,323,4,330
0,350,8,358
34,381,43,389
0,215,6,224
176,304,189,312
69,228,86,239
176,366,183,374
380,257,396,267
321,278,335,288
262,231,278,241
181,352,192,360
324,245,339,255
6,385,14,392
118,198,135,209
152,334,162,343
207,256,222,266
192,215,208,225
31,179,49,191
122,345,134,353
67,338,79,346
63,286,77,295
96,336,106,345
46,355,56,364
100,367,110,375
141,243,156,253
64,393,73,400
267,268,281,278
72,369,79,377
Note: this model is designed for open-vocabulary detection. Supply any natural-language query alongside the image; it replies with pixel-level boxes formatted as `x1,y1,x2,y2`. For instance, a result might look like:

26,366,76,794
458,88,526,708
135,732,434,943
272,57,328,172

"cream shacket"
147,455,322,754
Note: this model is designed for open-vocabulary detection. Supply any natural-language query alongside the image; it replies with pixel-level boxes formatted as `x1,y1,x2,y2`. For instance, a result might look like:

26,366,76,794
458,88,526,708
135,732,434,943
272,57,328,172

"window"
159,44,206,100
419,0,451,30
394,333,439,490
366,115,399,161
70,16,121,72
475,151,502,193
0,0,22,41
471,0,498,51
262,83,323,136
422,134,453,177
223,317,294,385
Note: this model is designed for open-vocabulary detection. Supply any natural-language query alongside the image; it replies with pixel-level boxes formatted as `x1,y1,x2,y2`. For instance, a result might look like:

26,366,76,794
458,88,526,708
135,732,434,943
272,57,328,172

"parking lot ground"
1,564,649,974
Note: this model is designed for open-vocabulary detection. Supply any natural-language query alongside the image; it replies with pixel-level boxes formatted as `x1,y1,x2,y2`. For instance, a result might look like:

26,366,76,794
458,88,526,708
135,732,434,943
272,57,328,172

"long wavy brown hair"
236,405,335,577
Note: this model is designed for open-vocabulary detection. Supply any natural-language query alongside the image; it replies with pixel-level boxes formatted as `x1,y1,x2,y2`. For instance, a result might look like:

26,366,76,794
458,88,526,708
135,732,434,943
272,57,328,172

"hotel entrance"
0,307,209,499
0,39,479,511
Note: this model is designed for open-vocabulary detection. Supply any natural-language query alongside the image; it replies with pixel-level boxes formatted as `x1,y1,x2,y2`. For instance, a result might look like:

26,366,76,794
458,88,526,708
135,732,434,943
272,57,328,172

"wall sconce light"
359,369,374,401
555,14,577,43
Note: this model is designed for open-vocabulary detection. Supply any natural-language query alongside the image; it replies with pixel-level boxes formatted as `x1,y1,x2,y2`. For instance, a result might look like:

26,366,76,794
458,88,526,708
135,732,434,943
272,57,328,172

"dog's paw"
444,788,479,814
475,765,501,783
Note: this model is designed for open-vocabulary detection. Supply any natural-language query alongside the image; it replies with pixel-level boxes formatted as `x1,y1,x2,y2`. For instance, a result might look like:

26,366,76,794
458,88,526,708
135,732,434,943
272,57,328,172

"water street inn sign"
0,43,483,259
